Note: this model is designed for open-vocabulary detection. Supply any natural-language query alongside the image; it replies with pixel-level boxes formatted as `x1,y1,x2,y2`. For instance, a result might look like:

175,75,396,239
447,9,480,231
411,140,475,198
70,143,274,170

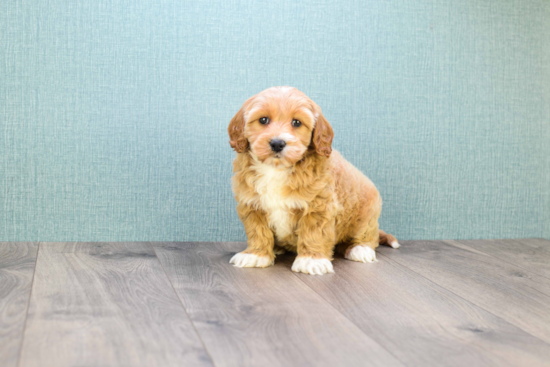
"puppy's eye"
291,119,302,127
259,117,269,125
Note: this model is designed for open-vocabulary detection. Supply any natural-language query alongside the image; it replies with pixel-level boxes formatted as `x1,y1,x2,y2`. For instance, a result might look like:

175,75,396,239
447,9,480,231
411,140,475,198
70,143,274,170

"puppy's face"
228,87,334,166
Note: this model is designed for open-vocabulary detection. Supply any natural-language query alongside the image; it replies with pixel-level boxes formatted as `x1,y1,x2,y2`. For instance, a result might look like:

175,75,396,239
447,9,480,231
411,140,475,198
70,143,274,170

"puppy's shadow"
274,252,295,270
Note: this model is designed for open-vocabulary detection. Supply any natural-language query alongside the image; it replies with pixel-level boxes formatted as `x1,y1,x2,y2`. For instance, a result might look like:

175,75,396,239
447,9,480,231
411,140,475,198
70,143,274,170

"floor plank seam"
443,240,550,282
148,242,217,367
287,266,407,366
15,242,40,367
378,251,550,348
440,241,550,296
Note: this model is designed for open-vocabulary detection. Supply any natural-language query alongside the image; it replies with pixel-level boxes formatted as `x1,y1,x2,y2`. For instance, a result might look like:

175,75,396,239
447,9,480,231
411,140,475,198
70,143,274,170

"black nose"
269,139,286,153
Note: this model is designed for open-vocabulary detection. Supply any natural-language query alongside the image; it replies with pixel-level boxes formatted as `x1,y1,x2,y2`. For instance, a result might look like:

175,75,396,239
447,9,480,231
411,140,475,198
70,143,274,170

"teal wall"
1,0,549,242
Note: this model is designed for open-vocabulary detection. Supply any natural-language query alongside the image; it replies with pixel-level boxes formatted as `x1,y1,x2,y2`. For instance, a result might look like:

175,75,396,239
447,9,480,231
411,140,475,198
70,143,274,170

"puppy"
228,86,399,275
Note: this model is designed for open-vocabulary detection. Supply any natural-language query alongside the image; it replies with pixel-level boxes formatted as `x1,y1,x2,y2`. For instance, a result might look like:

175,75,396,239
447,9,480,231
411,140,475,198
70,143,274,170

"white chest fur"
252,163,305,240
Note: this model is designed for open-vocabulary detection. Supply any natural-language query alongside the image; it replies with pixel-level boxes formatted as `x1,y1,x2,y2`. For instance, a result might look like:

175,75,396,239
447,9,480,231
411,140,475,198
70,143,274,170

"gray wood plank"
282,251,550,367
153,242,404,367
378,240,550,345
451,238,550,280
19,242,213,367
0,243,38,367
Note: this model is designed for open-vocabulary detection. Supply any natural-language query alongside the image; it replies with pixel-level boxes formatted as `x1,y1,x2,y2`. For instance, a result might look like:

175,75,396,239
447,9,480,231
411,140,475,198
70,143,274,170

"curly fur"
228,86,399,274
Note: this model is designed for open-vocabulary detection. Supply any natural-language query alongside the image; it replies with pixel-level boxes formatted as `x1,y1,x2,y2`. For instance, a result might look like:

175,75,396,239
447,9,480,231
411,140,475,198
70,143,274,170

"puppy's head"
228,86,333,166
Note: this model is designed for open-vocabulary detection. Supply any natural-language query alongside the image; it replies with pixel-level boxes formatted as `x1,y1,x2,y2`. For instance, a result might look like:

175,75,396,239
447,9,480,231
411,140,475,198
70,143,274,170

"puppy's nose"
269,139,286,153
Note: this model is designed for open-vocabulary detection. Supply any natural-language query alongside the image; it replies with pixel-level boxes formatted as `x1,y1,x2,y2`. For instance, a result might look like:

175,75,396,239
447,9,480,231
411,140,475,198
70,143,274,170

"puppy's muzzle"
269,139,286,153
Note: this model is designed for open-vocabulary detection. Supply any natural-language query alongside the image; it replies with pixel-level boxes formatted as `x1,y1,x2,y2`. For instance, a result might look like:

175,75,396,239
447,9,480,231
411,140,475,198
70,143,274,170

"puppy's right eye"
259,117,269,125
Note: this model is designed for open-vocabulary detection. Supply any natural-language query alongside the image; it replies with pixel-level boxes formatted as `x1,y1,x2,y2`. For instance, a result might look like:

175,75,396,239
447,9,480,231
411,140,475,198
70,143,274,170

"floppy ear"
311,112,334,157
228,96,255,153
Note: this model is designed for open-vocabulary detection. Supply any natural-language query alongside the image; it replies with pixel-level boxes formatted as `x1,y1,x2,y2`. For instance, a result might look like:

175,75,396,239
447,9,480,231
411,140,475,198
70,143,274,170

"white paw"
291,257,334,275
390,241,400,249
346,246,378,263
230,252,273,268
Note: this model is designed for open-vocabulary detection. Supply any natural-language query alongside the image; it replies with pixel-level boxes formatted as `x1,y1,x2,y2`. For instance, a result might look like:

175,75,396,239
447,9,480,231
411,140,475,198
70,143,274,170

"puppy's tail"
379,230,400,249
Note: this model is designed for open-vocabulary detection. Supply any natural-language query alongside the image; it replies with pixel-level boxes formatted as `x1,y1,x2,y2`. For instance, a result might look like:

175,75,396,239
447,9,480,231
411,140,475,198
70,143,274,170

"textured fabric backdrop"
1,0,549,241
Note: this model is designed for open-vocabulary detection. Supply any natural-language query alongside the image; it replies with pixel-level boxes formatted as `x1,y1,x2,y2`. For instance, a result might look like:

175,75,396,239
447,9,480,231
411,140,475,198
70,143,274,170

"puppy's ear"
311,112,334,157
228,96,256,153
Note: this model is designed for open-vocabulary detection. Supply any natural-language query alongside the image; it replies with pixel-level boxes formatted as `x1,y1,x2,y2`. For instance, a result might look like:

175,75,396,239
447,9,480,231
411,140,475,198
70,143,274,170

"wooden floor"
1,239,550,367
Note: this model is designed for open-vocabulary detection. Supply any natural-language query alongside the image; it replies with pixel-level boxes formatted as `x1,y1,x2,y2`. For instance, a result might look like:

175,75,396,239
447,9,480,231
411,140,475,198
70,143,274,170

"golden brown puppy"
228,86,399,275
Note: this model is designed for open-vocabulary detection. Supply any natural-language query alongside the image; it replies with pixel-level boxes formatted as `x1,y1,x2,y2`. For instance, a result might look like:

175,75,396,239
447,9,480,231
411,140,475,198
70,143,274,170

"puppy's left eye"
291,119,302,127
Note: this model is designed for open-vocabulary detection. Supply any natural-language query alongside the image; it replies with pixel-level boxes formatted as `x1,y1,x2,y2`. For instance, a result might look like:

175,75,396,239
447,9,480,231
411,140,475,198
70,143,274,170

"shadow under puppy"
228,86,399,275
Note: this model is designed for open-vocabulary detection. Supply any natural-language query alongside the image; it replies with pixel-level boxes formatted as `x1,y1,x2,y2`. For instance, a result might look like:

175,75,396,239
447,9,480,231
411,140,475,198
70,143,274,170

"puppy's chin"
261,156,292,168
251,143,307,168
252,152,292,168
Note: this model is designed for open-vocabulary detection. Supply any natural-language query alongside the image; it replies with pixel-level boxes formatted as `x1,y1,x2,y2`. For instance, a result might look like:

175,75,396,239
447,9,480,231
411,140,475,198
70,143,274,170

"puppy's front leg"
230,205,275,268
292,213,336,275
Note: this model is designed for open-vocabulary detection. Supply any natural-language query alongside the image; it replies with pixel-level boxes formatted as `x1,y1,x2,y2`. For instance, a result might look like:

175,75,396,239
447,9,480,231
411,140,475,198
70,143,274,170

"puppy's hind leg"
379,229,400,249
344,221,379,263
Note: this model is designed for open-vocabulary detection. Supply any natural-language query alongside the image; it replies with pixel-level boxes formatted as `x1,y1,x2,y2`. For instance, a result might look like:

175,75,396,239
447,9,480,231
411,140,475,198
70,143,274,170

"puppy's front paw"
346,245,378,263
230,252,274,268
291,257,334,275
